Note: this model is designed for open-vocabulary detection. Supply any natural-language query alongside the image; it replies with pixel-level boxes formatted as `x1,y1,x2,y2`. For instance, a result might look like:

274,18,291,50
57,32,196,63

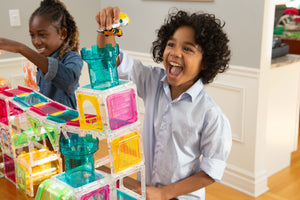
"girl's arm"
0,37,48,73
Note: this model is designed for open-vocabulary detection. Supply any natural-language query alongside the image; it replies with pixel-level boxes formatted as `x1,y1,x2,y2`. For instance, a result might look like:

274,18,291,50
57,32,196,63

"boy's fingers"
95,7,121,30
99,9,107,30
112,7,121,24
105,7,114,30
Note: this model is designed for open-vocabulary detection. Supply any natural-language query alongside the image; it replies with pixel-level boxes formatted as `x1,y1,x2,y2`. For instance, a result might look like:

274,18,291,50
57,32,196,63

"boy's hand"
95,6,121,31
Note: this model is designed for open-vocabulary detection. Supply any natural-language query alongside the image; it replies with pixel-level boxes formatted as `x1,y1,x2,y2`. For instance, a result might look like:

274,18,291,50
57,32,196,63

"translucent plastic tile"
47,109,79,123
35,179,73,200
80,184,109,200
13,92,48,107
107,88,138,130
117,190,138,200
0,126,14,157
76,93,103,132
111,130,142,173
9,102,24,117
30,101,66,116
4,153,16,183
0,99,8,125
27,114,46,139
44,124,60,150
0,86,32,97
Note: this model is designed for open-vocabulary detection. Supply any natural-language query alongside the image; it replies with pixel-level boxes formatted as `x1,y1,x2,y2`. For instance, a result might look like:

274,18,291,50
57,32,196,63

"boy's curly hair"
30,0,79,60
152,9,231,84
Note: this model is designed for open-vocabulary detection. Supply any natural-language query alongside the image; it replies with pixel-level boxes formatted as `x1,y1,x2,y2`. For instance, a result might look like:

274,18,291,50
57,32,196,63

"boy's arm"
161,171,214,199
142,171,214,200
95,7,121,65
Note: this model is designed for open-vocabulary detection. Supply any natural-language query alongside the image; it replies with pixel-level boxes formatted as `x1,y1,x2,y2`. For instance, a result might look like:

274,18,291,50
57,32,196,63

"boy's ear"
60,27,68,40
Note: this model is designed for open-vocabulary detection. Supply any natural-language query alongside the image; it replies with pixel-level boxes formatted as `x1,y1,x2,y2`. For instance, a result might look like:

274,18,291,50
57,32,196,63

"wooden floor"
206,126,300,200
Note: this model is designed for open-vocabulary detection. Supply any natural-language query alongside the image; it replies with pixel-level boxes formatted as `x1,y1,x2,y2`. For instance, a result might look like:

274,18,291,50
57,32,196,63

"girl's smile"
29,15,65,57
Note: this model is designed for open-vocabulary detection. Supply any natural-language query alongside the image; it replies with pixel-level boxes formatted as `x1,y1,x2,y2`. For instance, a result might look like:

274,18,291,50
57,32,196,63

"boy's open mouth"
169,61,183,76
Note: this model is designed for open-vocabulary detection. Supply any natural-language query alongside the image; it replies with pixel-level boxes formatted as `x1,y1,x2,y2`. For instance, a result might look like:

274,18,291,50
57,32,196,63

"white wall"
100,0,265,68
0,0,101,59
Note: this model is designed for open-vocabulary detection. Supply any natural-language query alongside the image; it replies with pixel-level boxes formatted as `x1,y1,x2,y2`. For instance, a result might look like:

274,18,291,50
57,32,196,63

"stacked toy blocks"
0,85,80,197
35,44,146,200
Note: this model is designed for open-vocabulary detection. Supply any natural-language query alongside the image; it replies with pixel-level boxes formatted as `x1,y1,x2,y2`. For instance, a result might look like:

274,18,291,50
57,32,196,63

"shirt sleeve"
118,50,165,100
41,52,83,95
199,107,232,182
117,49,134,80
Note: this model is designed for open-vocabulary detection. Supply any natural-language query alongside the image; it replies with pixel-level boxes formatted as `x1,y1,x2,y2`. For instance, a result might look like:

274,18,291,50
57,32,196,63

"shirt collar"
50,45,70,58
160,75,204,102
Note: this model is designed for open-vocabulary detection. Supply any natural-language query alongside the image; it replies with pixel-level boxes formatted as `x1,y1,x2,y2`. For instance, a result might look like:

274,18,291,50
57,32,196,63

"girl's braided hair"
152,9,231,84
30,0,79,60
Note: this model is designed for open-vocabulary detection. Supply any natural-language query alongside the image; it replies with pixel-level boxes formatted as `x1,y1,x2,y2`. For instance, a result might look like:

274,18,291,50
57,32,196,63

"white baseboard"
221,164,269,197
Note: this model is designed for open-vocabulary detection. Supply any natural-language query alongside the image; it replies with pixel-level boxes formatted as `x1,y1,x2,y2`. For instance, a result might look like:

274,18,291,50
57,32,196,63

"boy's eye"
167,42,175,47
184,47,192,52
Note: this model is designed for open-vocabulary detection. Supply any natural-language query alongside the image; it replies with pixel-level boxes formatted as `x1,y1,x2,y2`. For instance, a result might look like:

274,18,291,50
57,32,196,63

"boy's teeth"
170,62,180,67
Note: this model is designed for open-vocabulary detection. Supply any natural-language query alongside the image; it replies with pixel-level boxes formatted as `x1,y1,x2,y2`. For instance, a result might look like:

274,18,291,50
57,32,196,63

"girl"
0,0,83,109
96,7,232,200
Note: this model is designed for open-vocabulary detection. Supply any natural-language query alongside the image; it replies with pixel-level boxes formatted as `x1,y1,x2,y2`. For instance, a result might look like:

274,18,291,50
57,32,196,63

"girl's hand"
95,6,121,31
0,37,23,54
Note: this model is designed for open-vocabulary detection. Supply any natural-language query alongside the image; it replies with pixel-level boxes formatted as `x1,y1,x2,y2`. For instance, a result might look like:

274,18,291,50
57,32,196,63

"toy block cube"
111,164,146,200
49,170,111,200
110,128,143,174
16,147,62,197
76,80,139,136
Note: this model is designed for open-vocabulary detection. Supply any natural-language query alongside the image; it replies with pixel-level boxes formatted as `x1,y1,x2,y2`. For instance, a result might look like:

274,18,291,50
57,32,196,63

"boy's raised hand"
95,6,121,31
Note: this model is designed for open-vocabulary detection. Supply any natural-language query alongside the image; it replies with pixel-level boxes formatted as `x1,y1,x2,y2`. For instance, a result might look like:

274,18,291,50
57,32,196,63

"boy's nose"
171,47,182,58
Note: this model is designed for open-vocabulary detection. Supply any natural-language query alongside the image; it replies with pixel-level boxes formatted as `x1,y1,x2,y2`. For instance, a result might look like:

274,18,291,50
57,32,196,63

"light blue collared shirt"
118,50,232,200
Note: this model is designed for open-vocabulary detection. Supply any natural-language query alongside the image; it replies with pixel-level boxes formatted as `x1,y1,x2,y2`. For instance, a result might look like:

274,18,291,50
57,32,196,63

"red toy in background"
22,61,38,90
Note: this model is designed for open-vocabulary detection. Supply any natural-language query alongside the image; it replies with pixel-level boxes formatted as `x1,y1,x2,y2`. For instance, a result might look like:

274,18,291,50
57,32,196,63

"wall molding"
206,82,246,143
221,164,269,197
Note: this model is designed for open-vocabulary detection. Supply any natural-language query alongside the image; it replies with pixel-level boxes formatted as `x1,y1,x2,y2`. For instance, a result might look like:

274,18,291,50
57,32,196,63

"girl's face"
29,15,66,57
163,26,203,92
